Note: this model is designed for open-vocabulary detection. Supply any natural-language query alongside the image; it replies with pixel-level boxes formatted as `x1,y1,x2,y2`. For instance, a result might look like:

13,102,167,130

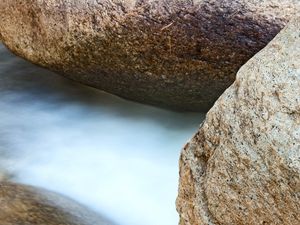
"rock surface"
0,0,299,111
0,182,113,225
177,18,300,224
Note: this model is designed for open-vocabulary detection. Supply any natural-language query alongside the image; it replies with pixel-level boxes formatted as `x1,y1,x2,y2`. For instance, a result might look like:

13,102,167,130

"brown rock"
0,0,299,111
177,18,300,224
0,182,113,225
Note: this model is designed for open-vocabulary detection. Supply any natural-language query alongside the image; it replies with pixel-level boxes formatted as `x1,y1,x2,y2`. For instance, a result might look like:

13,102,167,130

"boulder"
177,18,300,224
0,182,113,225
0,0,299,111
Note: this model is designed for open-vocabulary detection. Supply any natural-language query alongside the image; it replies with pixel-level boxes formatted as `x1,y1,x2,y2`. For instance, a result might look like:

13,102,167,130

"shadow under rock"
0,44,204,131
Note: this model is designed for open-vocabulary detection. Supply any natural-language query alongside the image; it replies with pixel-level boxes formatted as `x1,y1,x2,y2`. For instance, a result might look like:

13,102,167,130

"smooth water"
0,44,205,225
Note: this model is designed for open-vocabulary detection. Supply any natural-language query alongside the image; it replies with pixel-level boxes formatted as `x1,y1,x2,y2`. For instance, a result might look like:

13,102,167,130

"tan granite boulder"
0,182,113,225
177,18,300,224
0,0,299,111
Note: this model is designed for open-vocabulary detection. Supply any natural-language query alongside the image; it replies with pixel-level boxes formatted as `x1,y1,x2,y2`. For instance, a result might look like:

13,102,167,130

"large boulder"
177,18,300,224
0,0,299,111
0,182,113,225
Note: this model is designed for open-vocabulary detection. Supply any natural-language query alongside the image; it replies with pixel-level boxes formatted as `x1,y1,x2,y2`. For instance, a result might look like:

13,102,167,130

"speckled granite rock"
0,0,299,111
177,18,300,225
0,182,113,225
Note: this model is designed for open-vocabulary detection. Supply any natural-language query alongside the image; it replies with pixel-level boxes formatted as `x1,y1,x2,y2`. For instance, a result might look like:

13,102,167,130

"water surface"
0,44,204,225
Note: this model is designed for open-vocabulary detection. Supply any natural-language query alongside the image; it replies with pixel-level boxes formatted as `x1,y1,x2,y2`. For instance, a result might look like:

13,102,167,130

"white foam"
0,44,204,225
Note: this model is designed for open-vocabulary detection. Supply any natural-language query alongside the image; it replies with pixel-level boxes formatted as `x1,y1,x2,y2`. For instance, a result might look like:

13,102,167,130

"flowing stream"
0,44,205,225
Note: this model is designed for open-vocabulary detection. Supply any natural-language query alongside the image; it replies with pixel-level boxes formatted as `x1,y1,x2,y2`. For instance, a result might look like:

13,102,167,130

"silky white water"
0,44,205,225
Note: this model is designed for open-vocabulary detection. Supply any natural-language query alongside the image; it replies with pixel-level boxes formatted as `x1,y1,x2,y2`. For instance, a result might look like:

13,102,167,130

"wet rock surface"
0,182,114,225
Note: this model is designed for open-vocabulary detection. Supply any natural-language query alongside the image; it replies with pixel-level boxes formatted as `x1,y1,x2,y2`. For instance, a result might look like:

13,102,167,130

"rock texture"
0,0,299,111
177,18,300,224
0,182,113,225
